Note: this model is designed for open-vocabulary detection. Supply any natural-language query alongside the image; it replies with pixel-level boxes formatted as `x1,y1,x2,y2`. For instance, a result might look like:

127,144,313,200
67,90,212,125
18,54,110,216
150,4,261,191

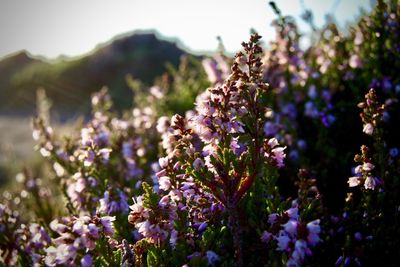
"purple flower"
276,234,291,251
364,176,376,190
206,250,220,266
268,213,279,224
292,239,308,262
354,232,363,241
100,216,115,236
283,220,298,236
306,219,321,246
169,229,178,248
159,176,171,191
87,224,99,238
390,148,399,157
98,190,129,215
308,85,317,99
286,208,299,220
198,221,208,232
261,231,272,243
264,122,279,136
193,158,205,170
81,254,93,267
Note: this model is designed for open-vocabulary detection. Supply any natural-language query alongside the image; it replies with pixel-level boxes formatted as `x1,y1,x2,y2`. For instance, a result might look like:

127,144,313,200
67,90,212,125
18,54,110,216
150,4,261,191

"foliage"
1,1,400,266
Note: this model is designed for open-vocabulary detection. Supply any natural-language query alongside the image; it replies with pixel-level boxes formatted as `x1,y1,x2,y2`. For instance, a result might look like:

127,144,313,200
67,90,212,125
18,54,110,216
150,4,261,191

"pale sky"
0,0,373,59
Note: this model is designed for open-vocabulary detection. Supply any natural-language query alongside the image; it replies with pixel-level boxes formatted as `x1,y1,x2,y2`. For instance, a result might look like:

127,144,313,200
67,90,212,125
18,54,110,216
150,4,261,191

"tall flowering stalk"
358,88,385,137
129,33,286,266
347,89,385,190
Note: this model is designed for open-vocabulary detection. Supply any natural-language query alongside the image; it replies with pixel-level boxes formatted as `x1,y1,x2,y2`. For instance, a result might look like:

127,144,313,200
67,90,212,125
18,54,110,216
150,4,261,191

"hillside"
0,32,186,117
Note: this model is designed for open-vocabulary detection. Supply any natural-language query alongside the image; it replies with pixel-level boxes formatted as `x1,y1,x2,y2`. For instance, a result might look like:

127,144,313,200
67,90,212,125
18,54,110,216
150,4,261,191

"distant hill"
0,32,187,118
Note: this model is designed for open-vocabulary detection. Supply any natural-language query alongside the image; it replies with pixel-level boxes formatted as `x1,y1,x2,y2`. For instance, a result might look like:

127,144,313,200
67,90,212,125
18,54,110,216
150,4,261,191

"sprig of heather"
348,145,381,190
358,88,385,136
260,206,321,267
44,215,115,266
347,88,385,191
128,33,287,267
339,86,392,265
31,88,159,217
202,53,230,85
14,223,51,266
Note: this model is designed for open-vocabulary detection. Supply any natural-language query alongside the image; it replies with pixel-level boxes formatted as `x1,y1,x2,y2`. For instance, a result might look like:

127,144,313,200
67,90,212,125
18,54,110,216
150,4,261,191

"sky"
0,0,374,60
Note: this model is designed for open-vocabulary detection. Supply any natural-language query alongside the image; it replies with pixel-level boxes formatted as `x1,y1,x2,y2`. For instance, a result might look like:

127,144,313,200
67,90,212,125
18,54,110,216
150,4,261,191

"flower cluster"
14,223,51,266
44,215,115,266
0,202,22,265
261,206,321,266
30,87,160,217
358,88,385,136
202,54,230,85
126,34,291,267
348,145,380,190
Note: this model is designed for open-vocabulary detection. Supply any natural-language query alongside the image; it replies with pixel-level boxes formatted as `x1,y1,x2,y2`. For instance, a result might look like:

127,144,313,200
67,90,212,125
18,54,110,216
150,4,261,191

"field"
1,1,400,267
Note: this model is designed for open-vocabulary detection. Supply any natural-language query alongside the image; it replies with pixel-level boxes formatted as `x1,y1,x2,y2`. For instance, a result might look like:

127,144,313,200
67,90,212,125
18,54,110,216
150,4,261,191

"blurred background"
0,0,374,186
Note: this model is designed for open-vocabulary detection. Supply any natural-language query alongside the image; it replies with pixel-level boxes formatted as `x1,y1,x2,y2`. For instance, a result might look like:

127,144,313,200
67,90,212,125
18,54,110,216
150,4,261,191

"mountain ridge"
0,32,189,118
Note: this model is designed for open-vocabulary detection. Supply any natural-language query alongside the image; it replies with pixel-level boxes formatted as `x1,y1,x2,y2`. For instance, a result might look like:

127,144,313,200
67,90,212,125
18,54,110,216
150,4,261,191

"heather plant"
126,33,324,267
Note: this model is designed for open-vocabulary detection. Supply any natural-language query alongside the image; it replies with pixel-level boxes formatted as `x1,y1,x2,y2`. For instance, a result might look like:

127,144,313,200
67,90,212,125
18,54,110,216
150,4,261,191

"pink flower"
159,176,171,191
55,244,77,265
267,138,279,148
354,30,363,45
159,195,170,208
137,220,151,237
202,58,219,84
99,148,112,162
364,176,376,190
349,54,362,69
50,220,68,233
354,165,363,174
362,162,374,171
156,117,170,133
272,146,286,168
158,157,169,168
44,247,57,266
150,86,164,99
348,176,361,187
75,177,86,193
72,219,86,235
363,123,374,135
